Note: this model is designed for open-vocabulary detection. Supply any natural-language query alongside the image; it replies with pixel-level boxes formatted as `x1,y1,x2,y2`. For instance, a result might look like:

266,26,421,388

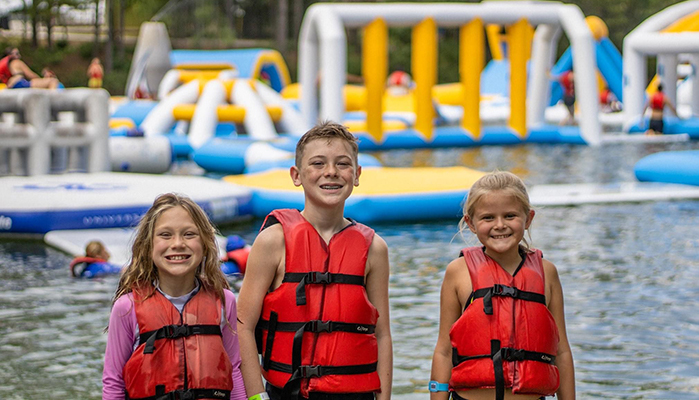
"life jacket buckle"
502,347,525,361
307,271,331,284
493,284,518,297
171,389,194,400
165,324,190,339
310,320,331,333
299,365,321,378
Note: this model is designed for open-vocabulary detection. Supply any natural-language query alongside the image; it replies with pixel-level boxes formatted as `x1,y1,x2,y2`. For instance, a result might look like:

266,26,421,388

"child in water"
102,193,247,400
430,171,575,400
70,240,120,278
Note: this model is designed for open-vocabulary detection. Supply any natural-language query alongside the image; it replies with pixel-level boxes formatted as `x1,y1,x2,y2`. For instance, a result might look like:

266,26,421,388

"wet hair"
112,193,229,305
295,121,359,168
657,83,663,92
85,240,107,259
458,171,534,250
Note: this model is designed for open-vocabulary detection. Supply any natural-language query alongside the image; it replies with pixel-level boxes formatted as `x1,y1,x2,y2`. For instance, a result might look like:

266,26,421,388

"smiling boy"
237,122,393,400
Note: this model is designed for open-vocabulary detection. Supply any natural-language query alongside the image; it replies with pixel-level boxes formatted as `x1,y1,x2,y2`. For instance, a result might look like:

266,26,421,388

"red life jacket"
0,56,12,84
123,284,233,400
561,71,574,96
256,209,381,398
450,247,559,400
651,91,665,110
599,89,611,105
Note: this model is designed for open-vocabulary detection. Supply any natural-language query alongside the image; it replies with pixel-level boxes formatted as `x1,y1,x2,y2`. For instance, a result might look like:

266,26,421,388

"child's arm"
102,295,137,400
544,259,576,400
236,225,285,396
223,290,248,400
430,258,470,400
14,60,39,80
366,234,393,400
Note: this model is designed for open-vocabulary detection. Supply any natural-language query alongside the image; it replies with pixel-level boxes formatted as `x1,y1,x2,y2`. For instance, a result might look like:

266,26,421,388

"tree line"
8,0,687,79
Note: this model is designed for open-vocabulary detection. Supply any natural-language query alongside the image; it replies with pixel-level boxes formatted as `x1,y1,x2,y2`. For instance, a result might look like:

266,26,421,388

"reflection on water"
2,141,699,399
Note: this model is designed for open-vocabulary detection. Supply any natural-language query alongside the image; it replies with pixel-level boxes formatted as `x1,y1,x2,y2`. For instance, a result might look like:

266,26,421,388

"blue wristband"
428,381,449,392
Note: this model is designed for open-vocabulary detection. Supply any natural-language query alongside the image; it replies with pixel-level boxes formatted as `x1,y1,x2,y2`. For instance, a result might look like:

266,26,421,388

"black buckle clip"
309,320,331,333
493,284,517,297
300,365,321,378
502,348,525,361
307,272,331,284
172,389,194,400
165,324,190,339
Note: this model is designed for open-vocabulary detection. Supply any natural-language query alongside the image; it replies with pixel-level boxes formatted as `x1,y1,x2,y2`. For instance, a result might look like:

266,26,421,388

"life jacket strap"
472,284,546,315
257,315,376,374
452,346,556,366
126,387,231,400
452,342,556,400
140,324,222,354
283,272,365,305
274,361,378,400
257,319,376,335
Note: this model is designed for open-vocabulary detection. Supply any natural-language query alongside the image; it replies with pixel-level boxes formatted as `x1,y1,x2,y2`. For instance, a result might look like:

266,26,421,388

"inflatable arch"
298,1,601,145
623,0,699,127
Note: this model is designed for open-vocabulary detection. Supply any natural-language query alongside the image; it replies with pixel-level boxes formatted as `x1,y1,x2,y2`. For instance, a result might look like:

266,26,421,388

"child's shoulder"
253,222,285,247
541,257,558,272
444,255,469,281
368,230,387,250
446,254,468,270
541,257,562,285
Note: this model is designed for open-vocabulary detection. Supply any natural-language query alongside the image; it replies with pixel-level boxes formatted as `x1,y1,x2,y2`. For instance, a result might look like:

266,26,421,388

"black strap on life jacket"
256,311,377,400
280,361,378,400
283,271,365,306
452,341,556,400
472,284,546,315
140,324,222,354
126,385,231,400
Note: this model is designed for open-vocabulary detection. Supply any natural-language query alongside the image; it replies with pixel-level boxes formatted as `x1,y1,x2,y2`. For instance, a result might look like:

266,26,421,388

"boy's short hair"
295,121,359,168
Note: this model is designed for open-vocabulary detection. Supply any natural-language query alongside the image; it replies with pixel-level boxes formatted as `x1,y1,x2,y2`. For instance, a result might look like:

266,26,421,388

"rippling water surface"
2,141,699,399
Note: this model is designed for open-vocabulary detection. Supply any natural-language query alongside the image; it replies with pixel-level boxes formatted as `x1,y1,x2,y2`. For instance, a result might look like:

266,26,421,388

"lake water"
1,139,699,399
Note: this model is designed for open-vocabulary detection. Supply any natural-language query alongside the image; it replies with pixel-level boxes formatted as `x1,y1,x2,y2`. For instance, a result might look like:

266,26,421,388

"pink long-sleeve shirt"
102,287,247,400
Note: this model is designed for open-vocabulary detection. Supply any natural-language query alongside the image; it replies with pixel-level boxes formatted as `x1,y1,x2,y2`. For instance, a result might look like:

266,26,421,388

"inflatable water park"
3,1,699,272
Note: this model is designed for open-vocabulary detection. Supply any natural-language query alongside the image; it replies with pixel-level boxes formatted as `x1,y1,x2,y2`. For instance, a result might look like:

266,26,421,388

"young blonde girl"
430,171,575,400
102,193,247,400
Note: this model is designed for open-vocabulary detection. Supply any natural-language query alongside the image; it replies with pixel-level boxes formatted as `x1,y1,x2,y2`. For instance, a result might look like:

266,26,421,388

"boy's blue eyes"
309,161,352,167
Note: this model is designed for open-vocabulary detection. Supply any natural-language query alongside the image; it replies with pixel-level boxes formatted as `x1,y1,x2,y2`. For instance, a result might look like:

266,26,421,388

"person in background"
0,47,60,89
558,70,575,125
386,70,412,96
70,240,120,278
599,85,622,113
102,193,247,400
237,121,393,400
642,83,677,135
430,171,575,400
87,57,104,88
